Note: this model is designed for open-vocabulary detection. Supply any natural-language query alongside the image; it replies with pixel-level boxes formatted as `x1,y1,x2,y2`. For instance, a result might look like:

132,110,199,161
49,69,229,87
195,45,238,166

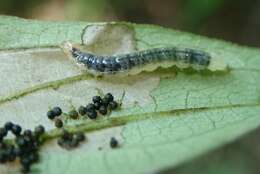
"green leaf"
0,16,260,174
172,127,260,174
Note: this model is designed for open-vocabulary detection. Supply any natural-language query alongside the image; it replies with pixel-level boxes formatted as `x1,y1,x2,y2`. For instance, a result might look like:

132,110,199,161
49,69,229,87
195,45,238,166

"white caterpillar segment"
61,41,228,76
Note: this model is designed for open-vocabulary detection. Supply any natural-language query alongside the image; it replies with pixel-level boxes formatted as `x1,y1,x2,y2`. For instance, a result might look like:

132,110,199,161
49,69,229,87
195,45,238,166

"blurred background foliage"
0,0,260,47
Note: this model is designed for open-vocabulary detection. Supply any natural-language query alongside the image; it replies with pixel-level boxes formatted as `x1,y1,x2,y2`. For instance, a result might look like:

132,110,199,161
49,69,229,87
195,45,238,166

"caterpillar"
61,41,227,76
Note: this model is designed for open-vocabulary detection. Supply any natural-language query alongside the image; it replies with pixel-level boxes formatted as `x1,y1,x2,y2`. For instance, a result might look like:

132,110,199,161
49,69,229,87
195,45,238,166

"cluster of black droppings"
0,122,45,173
47,106,65,129
0,122,22,142
47,107,62,120
82,93,119,119
110,137,118,148
49,93,119,150
0,143,16,163
0,92,121,173
57,129,85,149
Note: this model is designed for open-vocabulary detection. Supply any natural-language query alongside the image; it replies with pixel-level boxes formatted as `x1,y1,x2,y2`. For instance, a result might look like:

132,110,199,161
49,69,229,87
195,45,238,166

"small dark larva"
61,41,227,76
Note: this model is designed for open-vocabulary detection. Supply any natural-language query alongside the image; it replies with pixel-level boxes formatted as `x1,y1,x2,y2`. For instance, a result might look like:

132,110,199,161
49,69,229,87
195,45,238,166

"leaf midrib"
41,102,260,142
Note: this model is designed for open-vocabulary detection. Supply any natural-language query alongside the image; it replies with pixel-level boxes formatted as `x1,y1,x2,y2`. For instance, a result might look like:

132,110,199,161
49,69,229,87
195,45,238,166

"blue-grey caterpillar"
61,41,227,76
